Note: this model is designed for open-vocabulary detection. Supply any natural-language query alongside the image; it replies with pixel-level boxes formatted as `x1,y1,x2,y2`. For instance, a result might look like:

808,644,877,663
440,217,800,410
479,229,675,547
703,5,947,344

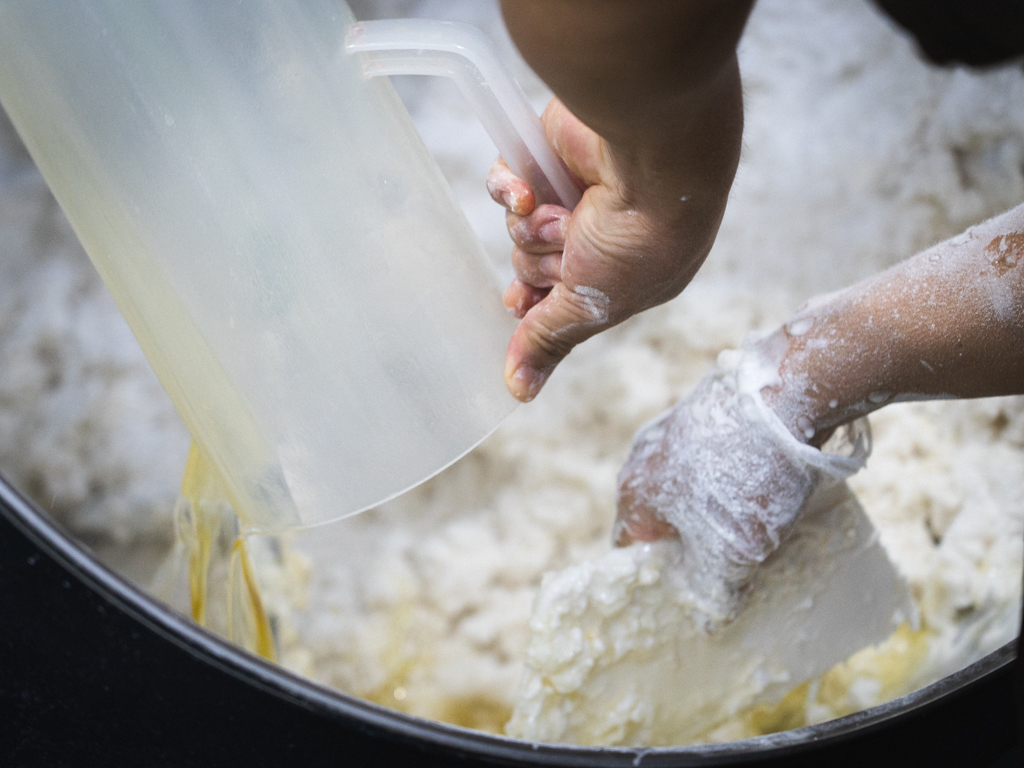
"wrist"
714,341,873,478
755,328,853,449
604,56,743,223
756,318,890,449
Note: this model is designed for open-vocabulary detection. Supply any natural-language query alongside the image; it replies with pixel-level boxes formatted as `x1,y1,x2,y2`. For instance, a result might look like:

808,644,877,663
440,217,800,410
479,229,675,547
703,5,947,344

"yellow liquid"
737,622,929,738
176,441,276,662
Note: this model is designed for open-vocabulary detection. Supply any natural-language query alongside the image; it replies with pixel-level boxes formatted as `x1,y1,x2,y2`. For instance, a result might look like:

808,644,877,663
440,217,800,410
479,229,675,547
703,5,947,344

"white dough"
507,484,914,746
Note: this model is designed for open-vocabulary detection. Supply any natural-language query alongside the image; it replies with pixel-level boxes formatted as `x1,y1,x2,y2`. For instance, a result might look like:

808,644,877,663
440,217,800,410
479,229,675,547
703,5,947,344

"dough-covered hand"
488,99,726,402
616,203,1024,624
615,345,870,624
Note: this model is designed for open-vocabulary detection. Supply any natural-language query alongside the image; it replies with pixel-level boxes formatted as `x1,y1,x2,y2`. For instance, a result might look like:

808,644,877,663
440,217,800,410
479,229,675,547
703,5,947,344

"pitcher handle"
345,19,582,210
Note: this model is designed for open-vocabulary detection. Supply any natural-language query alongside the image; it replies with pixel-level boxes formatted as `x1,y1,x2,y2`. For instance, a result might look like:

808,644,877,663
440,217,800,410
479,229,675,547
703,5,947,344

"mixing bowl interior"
0,476,1018,766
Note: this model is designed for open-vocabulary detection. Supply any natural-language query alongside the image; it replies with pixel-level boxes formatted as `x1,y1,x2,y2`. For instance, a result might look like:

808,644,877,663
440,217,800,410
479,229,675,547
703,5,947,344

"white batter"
506,481,915,746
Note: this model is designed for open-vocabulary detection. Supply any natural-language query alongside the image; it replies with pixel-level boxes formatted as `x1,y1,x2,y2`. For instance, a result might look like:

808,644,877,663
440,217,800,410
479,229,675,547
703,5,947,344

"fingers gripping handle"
345,19,582,210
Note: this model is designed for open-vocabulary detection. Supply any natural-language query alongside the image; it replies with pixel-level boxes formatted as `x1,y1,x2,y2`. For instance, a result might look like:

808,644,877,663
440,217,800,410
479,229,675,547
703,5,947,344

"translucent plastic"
346,20,581,210
0,1,566,530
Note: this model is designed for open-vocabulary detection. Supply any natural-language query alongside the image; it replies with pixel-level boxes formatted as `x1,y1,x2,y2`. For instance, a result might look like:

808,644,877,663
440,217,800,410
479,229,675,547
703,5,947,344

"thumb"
540,99,606,189
504,281,611,401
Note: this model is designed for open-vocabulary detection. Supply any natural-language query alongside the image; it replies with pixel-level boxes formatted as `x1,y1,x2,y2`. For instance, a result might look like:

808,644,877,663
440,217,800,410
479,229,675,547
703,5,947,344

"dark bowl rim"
0,471,1015,767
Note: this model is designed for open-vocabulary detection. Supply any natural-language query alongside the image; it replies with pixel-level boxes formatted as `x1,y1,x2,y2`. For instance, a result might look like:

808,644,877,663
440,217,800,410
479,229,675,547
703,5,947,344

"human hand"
614,344,871,623
488,99,730,402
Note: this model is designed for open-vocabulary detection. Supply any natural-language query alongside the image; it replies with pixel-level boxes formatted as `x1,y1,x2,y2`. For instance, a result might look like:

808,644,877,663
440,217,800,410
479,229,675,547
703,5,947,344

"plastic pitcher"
0,1,578,531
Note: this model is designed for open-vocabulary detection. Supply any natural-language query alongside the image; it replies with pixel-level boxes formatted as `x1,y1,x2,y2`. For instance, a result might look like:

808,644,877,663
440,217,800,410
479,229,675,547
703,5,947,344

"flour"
506,484,914,746
571,285,612,326
0,0,1022,749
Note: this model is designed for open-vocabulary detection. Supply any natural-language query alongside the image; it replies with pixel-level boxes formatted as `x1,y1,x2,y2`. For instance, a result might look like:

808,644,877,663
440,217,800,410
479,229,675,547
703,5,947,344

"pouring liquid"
163,442,277,662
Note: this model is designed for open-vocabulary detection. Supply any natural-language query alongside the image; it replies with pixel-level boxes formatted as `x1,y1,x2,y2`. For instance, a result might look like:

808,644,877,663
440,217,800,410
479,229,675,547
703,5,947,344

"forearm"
499,0,751,221
762,204,1024,445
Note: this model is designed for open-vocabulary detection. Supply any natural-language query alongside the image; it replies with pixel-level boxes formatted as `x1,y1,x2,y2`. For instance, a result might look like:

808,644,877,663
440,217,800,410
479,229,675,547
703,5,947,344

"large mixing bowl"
1,473,1018,767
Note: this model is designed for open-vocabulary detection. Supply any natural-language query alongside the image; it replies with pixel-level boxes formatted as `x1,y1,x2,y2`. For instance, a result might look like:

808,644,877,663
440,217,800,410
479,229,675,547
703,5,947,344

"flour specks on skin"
572,285,611,325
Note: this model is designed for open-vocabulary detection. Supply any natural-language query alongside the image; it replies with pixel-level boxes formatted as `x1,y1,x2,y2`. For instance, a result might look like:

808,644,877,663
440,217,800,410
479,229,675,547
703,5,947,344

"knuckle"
522,315,575,361
486,170,509,203
508,216,532,246
560,284,612,326
506,212,527,242
510,249,538,281
510,213,568,253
